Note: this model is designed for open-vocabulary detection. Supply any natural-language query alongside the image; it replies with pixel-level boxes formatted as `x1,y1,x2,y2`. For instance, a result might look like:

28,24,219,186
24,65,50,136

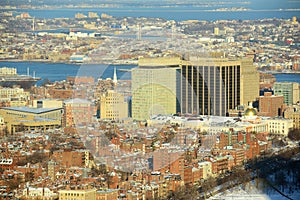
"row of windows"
60,192,85,196
181,65,240,115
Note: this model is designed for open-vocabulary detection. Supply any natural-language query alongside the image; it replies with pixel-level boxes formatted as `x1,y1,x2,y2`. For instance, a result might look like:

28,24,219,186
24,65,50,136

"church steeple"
113,66,117,85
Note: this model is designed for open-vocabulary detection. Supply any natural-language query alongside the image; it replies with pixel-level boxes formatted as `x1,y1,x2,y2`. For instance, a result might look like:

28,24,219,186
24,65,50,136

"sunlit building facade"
132,56,259,119
181,57,259,116
132,57,181,120
100,90,128,120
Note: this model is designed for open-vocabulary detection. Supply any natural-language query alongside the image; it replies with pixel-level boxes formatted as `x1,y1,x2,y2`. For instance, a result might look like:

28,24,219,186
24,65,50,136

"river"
1,0,299,21
0,61,299,86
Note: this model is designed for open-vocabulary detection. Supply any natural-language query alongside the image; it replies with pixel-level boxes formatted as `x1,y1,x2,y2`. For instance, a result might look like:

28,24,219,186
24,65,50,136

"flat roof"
1,107,62,114
64,98,92,104
18,117,58,122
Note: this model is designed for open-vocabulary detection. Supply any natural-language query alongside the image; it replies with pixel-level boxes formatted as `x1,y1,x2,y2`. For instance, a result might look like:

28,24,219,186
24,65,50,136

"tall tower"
180,56,259,116
171,23,176,41
137,24,142,40
132,57,181,120
48,160,57,181
180,58,242,116
113,66,117,85
32,17,35,31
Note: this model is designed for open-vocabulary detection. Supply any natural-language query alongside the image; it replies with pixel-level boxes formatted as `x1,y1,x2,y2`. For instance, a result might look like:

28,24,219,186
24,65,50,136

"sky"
0,0,299,10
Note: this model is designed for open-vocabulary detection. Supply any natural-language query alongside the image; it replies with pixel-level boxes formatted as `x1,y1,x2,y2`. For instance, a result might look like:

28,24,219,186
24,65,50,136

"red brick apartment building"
63,98,96,127
258,92,284,117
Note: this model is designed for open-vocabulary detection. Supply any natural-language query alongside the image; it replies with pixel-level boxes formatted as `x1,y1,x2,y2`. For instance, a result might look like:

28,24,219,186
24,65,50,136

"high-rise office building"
181,56,259,116
132,57,181,120
239,59,260,107
132,56,259,119
273,82,299,105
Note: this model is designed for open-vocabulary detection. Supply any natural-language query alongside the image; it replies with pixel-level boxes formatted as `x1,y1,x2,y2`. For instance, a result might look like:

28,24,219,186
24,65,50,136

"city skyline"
0,0,299,199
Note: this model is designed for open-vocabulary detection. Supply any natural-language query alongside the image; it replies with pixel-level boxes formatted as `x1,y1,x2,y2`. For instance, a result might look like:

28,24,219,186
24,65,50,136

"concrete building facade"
0,87,30,107
22,187,57,199
284,107,300,129
32,99,63,108
132,56,259,119
132,57,181,120
265,117,293,136
273,82,299,105
0,107,62,134
59,189,96,200
100,90,128,120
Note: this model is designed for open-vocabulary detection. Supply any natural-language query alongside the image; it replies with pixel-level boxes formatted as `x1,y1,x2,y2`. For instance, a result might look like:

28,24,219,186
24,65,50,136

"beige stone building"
239,59,260,106
100,90,128,120
22,187,58,199
265,117,293,136
59,189,96,200
198,161,212,180
32,99,63,108
0,87,30,106
0,107,62,134
284,107,300,129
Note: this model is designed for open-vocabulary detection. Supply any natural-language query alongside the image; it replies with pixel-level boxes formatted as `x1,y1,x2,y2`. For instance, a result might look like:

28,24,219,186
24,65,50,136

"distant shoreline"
260,71,300,75
0,59,66,64
1,6,298,21
0,59,137,66
1,60,300,75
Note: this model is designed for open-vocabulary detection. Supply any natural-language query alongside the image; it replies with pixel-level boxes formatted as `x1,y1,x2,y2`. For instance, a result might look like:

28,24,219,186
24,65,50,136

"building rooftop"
19,117,58,123
1,107,62,114
97,189,118,194
64,98,93,104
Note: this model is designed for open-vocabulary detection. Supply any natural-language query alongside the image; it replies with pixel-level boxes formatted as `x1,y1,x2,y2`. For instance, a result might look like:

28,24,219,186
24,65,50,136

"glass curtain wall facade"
181,59,241,116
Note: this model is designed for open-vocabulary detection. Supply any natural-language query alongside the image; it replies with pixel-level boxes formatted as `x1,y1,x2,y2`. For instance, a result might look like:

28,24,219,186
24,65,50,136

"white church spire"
113,66,117,85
